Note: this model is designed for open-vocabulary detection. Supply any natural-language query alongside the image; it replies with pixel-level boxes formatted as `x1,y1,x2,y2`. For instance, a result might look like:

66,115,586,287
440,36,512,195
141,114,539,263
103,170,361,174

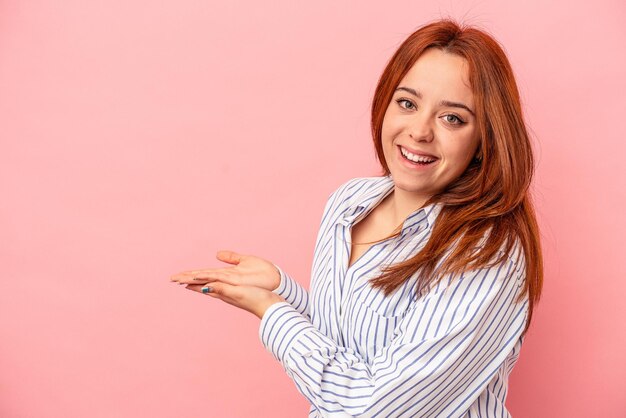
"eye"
442,114,466,125
395,98,416,110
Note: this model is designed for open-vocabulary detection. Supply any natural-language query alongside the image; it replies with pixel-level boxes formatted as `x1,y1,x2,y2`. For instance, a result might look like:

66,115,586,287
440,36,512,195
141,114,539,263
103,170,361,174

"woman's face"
381,48,479,204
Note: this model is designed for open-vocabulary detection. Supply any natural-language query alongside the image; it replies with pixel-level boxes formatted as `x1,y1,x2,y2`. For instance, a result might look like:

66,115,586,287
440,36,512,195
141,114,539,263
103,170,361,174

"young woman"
171,19,543,417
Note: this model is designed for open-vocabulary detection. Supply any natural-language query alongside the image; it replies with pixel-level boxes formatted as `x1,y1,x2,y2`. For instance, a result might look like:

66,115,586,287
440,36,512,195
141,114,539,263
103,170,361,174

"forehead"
397,48,474,107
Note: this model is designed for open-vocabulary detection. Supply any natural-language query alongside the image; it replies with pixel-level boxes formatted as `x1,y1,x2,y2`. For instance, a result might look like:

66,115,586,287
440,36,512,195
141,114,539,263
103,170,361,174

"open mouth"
399,146,438,166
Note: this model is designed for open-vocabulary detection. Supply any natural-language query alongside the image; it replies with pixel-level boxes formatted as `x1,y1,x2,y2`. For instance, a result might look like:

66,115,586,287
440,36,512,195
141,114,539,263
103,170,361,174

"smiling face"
381,48,480,205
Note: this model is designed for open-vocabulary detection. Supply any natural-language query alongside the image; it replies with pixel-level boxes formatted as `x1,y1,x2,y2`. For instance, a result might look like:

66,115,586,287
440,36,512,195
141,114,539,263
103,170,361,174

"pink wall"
1,1,624,417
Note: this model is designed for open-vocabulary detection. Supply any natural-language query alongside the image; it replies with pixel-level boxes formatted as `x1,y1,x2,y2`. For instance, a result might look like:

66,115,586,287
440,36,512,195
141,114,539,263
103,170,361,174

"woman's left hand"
179,281,285,319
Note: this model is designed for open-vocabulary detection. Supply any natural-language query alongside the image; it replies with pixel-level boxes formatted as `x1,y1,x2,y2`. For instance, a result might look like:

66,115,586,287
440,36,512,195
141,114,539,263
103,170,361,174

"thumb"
201,281,231,297
201,281,240,305
216,250,243,265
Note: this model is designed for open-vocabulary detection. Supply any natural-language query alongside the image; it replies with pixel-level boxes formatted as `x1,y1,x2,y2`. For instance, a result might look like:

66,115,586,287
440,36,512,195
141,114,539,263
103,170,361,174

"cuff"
259,302,315,363
271,264,291,295
271,264,309,314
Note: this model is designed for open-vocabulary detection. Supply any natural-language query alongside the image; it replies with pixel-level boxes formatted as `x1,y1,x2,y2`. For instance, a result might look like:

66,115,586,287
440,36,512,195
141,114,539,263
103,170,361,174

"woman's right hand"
169,250,281,291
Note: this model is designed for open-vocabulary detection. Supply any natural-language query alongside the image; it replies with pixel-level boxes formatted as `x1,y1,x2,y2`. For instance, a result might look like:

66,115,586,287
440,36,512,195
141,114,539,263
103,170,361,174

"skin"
170,48,479,319
169,251,284,319
380,47,480,225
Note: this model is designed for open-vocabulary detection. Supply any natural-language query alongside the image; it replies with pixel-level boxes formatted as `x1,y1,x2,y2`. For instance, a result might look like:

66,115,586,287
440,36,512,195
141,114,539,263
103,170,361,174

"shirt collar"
339,175,443,233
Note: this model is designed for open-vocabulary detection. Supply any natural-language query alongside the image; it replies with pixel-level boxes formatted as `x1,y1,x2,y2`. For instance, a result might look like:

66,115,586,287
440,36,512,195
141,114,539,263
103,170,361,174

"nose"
408,114,434,142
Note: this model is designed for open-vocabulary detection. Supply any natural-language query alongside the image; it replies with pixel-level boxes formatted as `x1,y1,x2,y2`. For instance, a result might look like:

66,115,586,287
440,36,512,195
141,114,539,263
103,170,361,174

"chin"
390,175,434,197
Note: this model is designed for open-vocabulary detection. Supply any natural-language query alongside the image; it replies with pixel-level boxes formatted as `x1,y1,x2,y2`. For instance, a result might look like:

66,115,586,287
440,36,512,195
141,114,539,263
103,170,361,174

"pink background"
1,0,624,417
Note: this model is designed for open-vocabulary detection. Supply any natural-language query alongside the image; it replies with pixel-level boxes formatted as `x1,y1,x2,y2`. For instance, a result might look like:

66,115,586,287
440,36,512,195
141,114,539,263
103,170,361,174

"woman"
171,19,543,417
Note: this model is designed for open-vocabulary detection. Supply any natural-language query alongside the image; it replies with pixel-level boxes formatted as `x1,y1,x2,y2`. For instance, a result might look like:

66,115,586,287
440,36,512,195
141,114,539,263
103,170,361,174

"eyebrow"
395,86,475,116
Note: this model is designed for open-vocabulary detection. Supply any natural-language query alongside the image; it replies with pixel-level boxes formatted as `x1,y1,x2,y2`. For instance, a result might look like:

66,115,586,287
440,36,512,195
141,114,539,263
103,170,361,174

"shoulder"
445,235,527,302
493,233,526,273
316,176,390,223
467,224,526,269
325,175,391,208
438,227,527,292
474,232,527,294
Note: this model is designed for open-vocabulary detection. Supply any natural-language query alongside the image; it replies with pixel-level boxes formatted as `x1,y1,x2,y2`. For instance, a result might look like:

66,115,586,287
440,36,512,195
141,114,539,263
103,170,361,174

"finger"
185,283,237,305
175,271,233,284
191,271,240,285
185,283,211,294
170,268,226,282
189,281,239,300
201,282,247,309
170,274,193,283
170,272,201,282
197,281,231,298
177,277,209,284
185,283,220,297
216,250,243,265
172,266,230,277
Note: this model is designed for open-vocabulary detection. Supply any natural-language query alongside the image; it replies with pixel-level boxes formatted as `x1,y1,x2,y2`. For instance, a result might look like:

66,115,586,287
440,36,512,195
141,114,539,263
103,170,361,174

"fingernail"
201,287,213,294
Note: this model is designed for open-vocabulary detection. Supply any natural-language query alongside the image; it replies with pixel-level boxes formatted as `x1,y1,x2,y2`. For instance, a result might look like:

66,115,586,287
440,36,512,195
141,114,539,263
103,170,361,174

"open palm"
170,250,281,291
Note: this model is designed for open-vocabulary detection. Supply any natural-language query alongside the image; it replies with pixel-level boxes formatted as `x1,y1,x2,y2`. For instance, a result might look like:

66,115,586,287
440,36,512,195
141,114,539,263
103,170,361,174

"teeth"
401,147,436,163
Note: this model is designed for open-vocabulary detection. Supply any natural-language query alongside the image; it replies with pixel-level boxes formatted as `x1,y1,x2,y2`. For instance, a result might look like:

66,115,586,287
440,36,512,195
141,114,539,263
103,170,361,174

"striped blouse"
259,175,529,417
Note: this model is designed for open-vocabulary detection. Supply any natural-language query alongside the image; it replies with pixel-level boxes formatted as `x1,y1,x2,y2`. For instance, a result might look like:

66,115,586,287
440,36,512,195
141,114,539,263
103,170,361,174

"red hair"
369,19,543,337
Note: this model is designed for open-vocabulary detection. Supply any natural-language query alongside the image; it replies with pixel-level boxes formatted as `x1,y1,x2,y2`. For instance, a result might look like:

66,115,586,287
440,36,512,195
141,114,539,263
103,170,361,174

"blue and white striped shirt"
260,175,529,417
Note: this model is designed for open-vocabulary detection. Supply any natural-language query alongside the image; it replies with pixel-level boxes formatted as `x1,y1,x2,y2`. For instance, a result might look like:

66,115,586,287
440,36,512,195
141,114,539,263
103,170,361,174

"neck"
385,187,430,227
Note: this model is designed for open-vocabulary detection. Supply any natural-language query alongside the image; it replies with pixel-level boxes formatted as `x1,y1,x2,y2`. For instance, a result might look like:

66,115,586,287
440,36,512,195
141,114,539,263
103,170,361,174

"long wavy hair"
369,19,543,337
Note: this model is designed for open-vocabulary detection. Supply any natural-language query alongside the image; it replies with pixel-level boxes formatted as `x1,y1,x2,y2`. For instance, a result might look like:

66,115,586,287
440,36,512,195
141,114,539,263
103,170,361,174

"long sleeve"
269,178,360,323
272,263,310,318
259,249,529,418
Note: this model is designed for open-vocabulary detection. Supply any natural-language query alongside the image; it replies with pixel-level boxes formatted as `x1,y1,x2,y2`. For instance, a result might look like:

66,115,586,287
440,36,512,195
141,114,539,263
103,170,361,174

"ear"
473,149,483,163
